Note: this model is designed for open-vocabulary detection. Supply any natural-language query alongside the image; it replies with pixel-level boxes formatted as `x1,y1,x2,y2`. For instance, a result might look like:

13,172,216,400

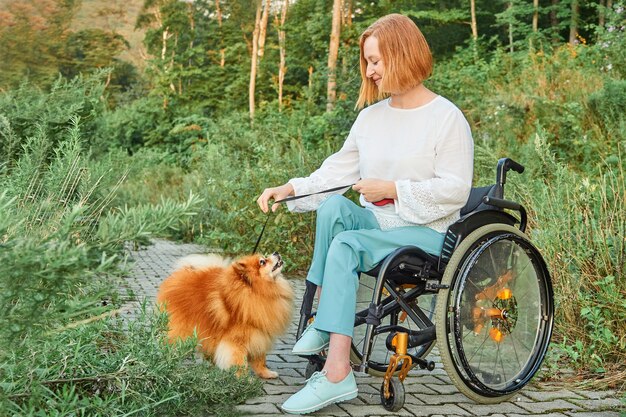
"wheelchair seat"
364,245,440,284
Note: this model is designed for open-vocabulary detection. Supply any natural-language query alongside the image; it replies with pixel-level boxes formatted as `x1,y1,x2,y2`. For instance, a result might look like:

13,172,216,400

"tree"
249,0,262,120
60,29,130,89
0,0,80,89
276,0,289,111
326,0,341,112
569,0,580,44
470,0,478,40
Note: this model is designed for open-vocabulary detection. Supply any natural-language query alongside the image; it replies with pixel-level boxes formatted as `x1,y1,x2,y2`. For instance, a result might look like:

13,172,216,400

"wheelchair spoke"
498,343,508,384
508,331,523,370
488,245,501,277
467,330,491,364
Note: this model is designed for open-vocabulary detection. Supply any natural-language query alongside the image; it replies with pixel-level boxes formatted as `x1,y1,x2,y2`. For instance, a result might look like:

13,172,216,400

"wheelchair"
296,158,554,411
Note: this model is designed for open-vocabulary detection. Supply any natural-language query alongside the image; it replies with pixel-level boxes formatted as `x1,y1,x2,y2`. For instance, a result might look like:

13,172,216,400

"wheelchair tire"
380,378,405,412
435,224,554,404
350,273,436,377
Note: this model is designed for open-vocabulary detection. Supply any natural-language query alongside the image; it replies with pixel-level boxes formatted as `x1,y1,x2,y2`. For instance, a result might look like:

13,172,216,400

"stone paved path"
119,239,623,417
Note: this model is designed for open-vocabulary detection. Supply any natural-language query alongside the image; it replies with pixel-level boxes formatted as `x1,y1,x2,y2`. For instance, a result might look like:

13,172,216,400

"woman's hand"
352,179,397,203
257,183,295,213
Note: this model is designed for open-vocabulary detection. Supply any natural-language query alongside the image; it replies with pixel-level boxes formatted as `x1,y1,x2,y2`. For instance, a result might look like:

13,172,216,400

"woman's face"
363,36,384,88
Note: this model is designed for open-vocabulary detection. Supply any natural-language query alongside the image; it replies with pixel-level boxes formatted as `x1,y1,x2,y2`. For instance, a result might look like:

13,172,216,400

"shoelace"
304,370,327,387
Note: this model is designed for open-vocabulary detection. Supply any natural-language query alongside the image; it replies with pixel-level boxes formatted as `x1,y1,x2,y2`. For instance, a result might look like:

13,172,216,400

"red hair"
356,14,433,109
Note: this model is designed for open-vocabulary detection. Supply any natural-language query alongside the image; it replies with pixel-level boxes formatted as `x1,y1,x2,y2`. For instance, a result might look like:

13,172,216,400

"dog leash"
252,184,354,254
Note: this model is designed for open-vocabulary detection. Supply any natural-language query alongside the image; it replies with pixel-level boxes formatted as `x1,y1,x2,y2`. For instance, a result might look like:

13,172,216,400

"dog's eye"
259,258,266,266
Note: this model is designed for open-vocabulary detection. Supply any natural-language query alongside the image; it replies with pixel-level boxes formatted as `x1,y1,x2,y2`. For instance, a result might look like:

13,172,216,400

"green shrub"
0,308,261,416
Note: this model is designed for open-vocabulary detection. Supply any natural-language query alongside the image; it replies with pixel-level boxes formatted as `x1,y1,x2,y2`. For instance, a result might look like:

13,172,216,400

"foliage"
512,134,625,383
0,84,259,414
0,308,261,416
0,74,107,165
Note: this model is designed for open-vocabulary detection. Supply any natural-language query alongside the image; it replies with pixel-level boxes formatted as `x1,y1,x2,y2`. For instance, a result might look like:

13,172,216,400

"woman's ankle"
323,363,352,383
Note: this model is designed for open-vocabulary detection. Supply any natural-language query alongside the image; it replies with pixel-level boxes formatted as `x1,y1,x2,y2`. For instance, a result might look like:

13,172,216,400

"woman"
257,13,473,415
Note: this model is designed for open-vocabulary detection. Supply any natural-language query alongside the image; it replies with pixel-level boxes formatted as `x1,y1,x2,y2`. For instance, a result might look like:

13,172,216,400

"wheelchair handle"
495,158,525,199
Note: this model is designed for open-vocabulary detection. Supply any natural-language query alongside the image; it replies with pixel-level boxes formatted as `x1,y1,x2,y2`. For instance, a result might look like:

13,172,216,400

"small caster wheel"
305,360,324,379
380,378,405,412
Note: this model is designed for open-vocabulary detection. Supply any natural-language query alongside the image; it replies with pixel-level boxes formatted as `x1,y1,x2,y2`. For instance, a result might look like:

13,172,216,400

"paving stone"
413,393,475,405
404,375,448,386
402,383,440,395
263,384,300,395
515,400,581,413
339,403,416,416
566,412,623,417
428,384,460,394
402,403,473,416
572,390,618,400
522,390,584,401
236,402,281,414
507,414,568,417
458,402,528,415
569,398,624,410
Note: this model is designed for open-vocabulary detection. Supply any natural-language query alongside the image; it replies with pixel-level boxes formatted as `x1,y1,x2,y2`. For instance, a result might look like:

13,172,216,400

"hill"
72,0,147,68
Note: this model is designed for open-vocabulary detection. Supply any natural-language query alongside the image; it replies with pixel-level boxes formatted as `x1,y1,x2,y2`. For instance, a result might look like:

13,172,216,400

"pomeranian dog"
157,252,293,379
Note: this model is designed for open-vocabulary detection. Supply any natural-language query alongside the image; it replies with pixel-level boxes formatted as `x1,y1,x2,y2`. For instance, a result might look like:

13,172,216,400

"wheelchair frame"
296,158,555,411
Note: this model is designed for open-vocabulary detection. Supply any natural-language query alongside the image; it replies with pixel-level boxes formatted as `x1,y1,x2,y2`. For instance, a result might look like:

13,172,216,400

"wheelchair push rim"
436,224,554,403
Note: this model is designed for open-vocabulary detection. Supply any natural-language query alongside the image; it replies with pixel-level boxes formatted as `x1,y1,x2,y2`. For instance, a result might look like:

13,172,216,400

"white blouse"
286,96,474,233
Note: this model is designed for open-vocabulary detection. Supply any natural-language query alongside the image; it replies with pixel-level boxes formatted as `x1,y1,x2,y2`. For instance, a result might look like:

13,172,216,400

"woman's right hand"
257,183,295,213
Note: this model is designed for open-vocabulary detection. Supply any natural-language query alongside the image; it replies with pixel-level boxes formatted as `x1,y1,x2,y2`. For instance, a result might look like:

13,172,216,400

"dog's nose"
273,251,279,257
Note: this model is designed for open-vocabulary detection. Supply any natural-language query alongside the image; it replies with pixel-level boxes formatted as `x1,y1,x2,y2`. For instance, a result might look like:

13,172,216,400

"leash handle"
251,183,354,254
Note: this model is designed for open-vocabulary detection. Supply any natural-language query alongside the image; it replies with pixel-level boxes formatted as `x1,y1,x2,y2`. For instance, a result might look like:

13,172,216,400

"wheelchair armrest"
482,196,527,232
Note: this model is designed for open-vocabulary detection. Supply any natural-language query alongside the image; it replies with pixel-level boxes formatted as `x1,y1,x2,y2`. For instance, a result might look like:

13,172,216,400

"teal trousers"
308,195,445,337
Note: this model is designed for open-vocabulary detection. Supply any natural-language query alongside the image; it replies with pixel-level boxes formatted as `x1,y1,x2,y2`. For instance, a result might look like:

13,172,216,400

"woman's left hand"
353,179,397,203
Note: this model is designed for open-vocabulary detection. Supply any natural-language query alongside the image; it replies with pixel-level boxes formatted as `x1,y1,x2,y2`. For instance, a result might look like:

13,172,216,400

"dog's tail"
174,253,231,270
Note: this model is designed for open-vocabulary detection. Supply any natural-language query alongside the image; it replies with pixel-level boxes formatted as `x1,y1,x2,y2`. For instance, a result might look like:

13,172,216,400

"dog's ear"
233,261,253,285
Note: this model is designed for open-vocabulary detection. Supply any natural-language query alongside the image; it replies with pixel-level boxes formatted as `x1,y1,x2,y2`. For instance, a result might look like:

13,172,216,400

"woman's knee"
327,231,362,259
316,195,355,223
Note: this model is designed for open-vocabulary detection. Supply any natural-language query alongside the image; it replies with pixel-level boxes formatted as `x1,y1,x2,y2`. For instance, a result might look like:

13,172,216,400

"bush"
0,309,261,416
0,91,259,414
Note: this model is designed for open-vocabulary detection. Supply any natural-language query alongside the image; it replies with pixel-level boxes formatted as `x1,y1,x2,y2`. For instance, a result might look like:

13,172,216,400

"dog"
156,252,293,379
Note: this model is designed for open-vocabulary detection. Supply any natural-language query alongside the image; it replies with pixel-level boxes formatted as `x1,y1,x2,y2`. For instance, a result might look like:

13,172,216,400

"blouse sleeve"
286,130,360,213
394,110,474,224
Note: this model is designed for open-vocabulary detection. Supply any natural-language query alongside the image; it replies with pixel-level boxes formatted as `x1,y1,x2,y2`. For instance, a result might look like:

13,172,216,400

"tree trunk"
550,0,559,43
215,0,224,66
249,0,262,121
307,65,314,106
341,0,353,77
569,0,580,44
277,0,288,111
470,0,478,40
599,0,606,27
161,26,169,60
342,0,352,26
258,0,271,58
508,2,514,52
326,0,341,112
533,0,539,32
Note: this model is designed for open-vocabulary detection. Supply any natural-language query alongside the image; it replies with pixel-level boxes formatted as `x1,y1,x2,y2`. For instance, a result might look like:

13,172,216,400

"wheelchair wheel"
435,224,554,404
380,378,405,412
350,272,436,377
